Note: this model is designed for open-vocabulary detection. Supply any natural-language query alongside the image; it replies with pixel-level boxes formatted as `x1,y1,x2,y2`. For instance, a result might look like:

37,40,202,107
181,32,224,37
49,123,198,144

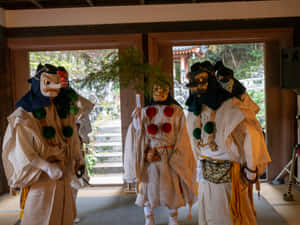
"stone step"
91,162,123,174
94,133,122,142
89,141,122,152
95,152,122,163
94,146,122,152
92,141,121,147
94,120,121,127
96,127,121,134
95,152,122,157
95,122,122,134
89,173,123,185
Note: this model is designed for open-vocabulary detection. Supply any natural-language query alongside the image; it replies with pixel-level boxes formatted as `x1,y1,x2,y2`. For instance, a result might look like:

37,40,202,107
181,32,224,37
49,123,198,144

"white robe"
186,98,271,225
71,95,94,190
124,104,197,209
2,104,83,225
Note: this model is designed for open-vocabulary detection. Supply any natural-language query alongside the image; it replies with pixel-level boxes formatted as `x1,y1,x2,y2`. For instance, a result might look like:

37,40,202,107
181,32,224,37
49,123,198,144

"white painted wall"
3,0,300,28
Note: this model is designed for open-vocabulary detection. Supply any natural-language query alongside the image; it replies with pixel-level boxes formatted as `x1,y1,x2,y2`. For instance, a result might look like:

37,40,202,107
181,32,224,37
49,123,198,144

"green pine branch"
78,47,170,100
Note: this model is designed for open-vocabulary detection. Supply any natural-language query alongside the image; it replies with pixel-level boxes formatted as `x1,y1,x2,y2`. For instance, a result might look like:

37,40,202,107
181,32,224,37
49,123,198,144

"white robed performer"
214,60,261,116
124,84,197,225
185,61,271,225
2,64,84,225
58,66,94,224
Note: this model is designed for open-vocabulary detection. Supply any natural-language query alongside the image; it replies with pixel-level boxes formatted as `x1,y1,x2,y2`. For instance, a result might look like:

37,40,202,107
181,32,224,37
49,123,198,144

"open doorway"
172,44,265,126
172,43,267,179
29,49,123,186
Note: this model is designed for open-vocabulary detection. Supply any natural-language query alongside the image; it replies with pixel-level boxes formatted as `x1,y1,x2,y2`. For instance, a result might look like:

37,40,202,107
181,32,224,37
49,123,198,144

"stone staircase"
88,120,123,185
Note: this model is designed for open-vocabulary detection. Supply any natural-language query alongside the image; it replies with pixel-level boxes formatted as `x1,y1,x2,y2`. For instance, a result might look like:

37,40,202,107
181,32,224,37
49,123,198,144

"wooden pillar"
119,44,144,164
10,50,30,102
184,55,189,83
0,26,12,194
180,55,185,83
265,40,296,181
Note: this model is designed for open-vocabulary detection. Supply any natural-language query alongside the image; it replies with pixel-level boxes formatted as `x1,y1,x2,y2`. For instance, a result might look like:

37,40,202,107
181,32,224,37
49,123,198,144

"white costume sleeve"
169,110,198,201
124,107,148,183
71,120,84,163
186,111,202,159
242,119,271,175
123,123,137,183
75,95,94,144
2,123,42,188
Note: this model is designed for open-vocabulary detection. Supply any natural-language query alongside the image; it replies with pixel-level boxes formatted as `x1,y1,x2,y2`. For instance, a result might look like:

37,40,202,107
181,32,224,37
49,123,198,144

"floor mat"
75,194,288,225
13,194,288,225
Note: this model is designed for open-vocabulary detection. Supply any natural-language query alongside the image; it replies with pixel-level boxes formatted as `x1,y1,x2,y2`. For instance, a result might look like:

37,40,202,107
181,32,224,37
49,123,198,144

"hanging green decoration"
42,126,56,139
204,122,215,134
63,126,73,138
193,128,201,140
79,47,170,101
33,108,46,120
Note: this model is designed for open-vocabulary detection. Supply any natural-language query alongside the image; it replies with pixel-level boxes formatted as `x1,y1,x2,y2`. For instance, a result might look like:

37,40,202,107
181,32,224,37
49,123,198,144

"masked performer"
57,66,94,224
2,64,84,225
214,60,260,115
124,84,197,225
185,61,271,225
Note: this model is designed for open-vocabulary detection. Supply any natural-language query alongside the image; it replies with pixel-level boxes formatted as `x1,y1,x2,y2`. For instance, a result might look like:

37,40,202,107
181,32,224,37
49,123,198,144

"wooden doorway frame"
7,34,143,179
148,28,294,181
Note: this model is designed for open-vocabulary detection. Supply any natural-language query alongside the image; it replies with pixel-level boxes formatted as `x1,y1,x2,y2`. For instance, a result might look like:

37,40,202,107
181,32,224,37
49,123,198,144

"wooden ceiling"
0,0,268,10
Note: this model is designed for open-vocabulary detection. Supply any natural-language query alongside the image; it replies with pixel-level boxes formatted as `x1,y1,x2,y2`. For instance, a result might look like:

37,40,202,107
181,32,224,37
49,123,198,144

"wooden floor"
0,184,299,225
260,184,300,225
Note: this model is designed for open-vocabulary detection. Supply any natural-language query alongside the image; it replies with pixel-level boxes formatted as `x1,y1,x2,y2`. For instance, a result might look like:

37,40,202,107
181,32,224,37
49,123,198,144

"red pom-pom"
146,107,157,118
58,70,67,79
161,123,172,133
58,71,68,88
147,124,158,135
163,106,174,117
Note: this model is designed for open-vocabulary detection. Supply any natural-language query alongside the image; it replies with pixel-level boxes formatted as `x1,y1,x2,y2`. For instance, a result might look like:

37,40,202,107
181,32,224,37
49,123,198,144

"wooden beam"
86,0,94,7
29,0,43,9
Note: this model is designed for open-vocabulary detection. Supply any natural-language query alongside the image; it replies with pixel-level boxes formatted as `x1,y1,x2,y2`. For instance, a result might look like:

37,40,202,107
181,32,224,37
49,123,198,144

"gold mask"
152,84,169,102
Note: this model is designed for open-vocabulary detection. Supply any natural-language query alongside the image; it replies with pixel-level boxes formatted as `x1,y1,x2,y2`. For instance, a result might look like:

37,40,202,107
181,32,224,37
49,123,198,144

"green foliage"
174,63,181,84
85,147,98,176
29,49,120,101
79,47,171,101
248,90,266,128
187,43,264,80
183,44,266,127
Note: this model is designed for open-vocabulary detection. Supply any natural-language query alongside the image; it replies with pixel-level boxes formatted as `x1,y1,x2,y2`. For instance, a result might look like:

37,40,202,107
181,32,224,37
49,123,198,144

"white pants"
198,181,234,225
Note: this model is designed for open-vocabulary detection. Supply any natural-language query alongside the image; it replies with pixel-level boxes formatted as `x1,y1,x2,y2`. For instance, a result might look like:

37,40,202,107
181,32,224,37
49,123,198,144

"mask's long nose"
48,83,61,89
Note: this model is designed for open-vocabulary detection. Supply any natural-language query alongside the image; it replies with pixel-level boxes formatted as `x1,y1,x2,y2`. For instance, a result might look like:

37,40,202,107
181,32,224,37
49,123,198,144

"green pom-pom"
42,126,56,139
193,111,201,116
58,107,70,119
33,108,46,119
193,128,201,140
70,105,78,115
204,121,215,134
63,126,73,138
68,90,78,103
